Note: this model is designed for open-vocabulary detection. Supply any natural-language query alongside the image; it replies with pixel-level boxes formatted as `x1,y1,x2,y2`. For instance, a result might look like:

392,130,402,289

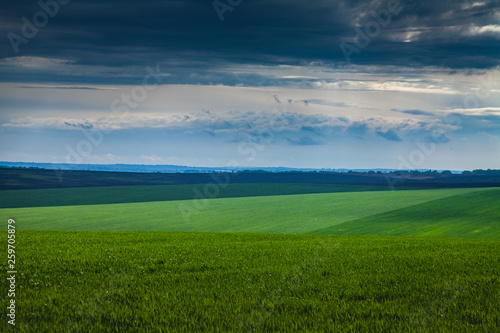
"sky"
0,0,499,170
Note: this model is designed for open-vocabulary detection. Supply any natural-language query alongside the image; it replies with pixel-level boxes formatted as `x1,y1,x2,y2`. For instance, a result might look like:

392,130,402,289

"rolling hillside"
3,188,498,238
0,183,391,209
309,188,500,239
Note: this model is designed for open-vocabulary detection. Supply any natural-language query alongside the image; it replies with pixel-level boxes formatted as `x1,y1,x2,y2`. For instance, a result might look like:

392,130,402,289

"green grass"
1,188,491,237
0,183,393,209
1,231,498,332
309,189,500,239
2,185,498,331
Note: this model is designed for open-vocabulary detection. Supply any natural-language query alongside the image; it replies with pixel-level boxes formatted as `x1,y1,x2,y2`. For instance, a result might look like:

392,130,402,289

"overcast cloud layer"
2,0,500,83
0,0,499,169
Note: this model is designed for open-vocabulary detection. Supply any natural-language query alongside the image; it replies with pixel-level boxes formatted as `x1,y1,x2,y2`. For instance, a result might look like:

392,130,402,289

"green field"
2,187,498,238
1,182,499,332
1,231,498,332
0,183,392,208
310,188,500,238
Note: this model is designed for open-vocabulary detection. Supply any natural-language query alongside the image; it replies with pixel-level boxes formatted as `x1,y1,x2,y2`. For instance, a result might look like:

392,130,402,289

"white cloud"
0,56,75,69
140,154,163,162
0,110,460,145
445,107,500,116
282,76,318,79
310,80,458,94
467,24,500,36
17,84,119,90
461,2,487,10
1,117,95,130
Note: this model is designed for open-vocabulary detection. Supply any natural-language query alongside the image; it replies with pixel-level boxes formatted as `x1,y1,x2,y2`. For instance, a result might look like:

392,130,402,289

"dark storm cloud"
1,0,499,84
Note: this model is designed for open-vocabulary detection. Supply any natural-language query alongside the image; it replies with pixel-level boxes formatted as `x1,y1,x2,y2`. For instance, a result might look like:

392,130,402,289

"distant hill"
1,167,500,191
0,161,456,174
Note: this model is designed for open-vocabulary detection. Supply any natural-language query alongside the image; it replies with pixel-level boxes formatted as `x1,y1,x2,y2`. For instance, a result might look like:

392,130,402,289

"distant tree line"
387,170,451,175
462,169,500,175
2,164,499,175
0,166,43,170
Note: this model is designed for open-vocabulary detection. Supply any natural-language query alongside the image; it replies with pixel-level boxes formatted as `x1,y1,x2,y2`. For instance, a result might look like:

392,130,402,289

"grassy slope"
309,188,500,239
2,231,498,332
0,183,391,209
2,188,491,237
